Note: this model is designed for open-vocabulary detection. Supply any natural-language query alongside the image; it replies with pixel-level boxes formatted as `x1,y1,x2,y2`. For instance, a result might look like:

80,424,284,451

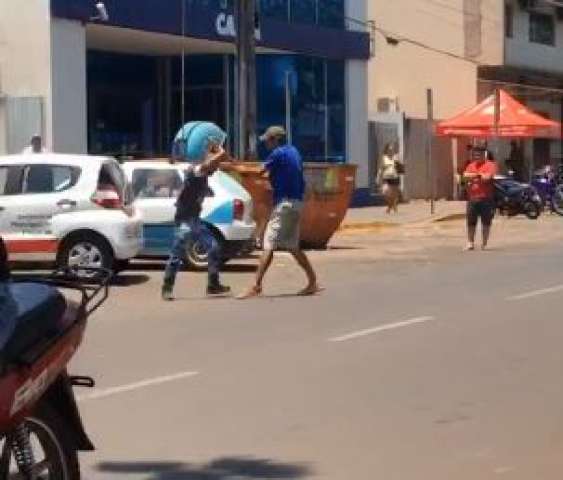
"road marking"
507,284,563,301
328,316,435,343
77,371,200,402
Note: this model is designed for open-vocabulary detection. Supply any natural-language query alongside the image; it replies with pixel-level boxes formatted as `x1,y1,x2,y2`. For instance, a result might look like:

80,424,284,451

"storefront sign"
216,12,236,37
51,0,369,60
215,12,261,40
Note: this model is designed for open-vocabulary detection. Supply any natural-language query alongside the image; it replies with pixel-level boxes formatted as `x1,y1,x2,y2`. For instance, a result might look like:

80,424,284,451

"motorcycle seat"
0,283,67,362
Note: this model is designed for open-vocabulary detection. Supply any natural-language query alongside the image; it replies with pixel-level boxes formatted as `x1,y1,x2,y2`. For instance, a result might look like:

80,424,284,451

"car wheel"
57,233,114,275
185,231,224,272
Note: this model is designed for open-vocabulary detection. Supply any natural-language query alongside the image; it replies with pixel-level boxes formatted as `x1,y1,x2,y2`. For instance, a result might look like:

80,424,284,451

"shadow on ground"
10,271,151,288
96,457,312,479
129,261,257,274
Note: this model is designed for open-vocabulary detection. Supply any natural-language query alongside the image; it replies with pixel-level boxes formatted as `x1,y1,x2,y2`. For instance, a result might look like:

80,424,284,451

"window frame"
505,2,514,39
529,11,556,46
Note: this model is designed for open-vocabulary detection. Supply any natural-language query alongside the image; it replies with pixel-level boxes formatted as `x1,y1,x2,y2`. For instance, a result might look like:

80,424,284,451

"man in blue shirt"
238,126,320,299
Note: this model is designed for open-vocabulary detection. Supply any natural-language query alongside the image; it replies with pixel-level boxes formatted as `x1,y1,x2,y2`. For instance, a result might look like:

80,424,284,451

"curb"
339,221,399,232
339,212,466,232
432,213,466,223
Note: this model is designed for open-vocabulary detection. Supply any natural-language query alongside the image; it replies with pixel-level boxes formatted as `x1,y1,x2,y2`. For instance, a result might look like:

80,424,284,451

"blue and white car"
122,162,255,269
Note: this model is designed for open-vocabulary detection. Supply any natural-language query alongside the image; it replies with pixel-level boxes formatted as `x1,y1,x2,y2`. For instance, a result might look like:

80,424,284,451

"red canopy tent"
436,89,562,138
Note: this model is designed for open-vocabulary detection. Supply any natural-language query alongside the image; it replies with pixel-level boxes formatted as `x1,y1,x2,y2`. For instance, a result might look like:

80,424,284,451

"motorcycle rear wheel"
523,201,541,220
550,186,563,216
0,404,80,479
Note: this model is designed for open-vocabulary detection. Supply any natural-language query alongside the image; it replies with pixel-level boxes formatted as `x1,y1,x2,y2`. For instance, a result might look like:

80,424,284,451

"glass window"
87,52,159,158
132,169,183,199
0,167,9,196
0,166,24,195
24,166,80,194
318,0,344,28
505,3,513,38
256,55,346,163
529,12,555,46
188,0,231,10
292,57,325,161
326,60,346,162
290,0,316,25
257,55,293,157
260,0,288,21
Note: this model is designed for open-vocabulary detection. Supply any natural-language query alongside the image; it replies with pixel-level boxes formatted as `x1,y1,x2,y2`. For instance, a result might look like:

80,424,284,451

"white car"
0,153,142,272
122,162,255,269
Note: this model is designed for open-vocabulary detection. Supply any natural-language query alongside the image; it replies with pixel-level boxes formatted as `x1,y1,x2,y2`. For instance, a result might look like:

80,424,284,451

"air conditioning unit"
377,97,399,113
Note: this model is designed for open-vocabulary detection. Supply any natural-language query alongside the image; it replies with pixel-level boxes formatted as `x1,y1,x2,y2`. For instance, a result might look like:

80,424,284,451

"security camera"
92,2,109,22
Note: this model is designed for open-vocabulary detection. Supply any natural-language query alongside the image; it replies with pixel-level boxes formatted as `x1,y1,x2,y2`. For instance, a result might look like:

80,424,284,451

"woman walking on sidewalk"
377,143,404,214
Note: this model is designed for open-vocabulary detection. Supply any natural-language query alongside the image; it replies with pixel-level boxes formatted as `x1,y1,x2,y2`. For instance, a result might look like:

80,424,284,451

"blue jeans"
163,219,221,289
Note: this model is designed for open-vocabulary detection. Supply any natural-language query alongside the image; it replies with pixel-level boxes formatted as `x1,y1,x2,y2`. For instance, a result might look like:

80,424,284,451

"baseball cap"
260,126,287,142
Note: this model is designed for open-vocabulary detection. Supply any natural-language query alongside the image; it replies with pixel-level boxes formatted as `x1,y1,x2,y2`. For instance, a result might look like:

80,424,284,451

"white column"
50,19,87,154
346,60,370,189
345,0,370,190
0,0,51,154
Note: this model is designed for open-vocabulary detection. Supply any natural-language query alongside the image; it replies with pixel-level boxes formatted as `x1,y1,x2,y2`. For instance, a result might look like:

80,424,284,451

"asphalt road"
69,217,563,479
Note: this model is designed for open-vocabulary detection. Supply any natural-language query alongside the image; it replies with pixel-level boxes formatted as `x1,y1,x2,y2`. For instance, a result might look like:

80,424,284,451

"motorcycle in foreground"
494,176,542,220
0,246,110,479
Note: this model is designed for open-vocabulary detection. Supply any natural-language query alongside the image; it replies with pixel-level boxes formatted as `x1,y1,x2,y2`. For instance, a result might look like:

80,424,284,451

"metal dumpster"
221,162,357,248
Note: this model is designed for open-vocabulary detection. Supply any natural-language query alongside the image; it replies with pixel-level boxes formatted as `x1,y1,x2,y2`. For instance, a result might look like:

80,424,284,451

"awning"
436,89,561,138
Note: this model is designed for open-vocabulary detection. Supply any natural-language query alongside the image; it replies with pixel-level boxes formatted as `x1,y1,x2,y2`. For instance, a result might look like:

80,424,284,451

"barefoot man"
238,126,321,299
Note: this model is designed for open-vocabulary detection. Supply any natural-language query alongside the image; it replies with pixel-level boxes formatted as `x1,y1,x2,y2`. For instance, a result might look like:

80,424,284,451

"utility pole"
427,88,435,215
235,0,258,160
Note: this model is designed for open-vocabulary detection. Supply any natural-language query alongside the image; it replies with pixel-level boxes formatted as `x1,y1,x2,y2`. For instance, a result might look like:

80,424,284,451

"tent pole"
493,88,500,161
452,138,459,200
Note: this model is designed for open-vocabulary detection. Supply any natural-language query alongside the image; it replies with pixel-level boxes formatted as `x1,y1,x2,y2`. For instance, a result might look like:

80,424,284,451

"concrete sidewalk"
341,200,466,230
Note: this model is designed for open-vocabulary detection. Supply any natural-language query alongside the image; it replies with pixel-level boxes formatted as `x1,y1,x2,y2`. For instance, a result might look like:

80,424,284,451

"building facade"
0,0,372,192
368,0,563,200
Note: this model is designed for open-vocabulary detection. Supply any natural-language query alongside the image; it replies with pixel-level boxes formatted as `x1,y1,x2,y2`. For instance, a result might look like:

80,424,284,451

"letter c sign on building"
216,12,261,40
216,12,236,37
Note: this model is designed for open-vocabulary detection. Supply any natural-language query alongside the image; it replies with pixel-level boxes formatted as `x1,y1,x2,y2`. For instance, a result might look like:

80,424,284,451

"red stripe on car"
5,239,59,254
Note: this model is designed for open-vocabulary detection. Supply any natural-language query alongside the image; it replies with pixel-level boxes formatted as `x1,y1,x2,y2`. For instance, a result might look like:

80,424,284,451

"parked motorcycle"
494,176,542,220
530,166,563,216
0,250,110,479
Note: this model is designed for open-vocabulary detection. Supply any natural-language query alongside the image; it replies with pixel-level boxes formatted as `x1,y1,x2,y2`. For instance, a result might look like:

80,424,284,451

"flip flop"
298,285,325,296
236,286,263,300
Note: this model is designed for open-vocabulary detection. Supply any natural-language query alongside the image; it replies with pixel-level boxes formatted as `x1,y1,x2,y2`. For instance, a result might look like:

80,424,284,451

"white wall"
345,0,370,189
505,2,563,74
346,60,370,189
0,5,87,155
369,0,504,120
0,0,51,153
50,19,87,154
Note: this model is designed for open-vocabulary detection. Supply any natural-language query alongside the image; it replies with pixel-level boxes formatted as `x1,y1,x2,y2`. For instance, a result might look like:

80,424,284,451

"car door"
131,167,183,255
0,164,80,260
